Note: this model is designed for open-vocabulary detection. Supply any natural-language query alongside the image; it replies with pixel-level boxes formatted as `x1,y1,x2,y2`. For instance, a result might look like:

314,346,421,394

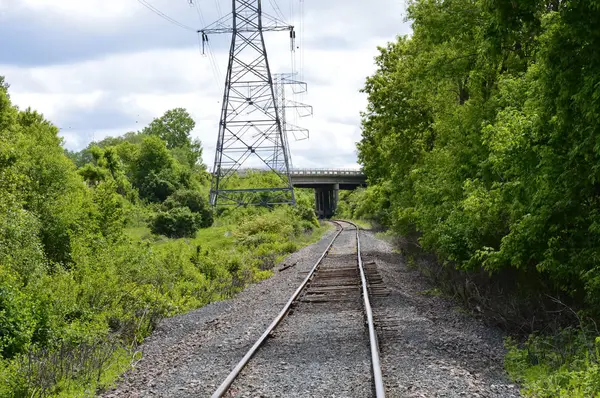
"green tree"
131,136,187,202
14,108,89,265
356,0,600,323
0,76,9,95
142,108,196,150
150,207,203,238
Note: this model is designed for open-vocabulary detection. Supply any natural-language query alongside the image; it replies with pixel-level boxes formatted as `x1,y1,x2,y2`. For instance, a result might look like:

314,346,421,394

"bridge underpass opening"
290,169,367,218
314,184,338,219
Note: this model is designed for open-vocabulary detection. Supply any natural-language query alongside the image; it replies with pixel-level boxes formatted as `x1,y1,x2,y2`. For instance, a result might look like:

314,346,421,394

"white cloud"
10,91,103,119
18,0,137,20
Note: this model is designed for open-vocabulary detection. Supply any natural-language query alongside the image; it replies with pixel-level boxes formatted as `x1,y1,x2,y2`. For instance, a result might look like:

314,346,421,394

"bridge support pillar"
314,184,339,219
334,183,339,213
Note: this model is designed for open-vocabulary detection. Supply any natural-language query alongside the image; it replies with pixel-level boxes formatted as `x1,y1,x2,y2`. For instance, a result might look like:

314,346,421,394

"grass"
193,224,238,251
2,212,330,398
505,333,600,397
124,226,152,241
125,221,329,253
302,221,333,243
337,219,374,230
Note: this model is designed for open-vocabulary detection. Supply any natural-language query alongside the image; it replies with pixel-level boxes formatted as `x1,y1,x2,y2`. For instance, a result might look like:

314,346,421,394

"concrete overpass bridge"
291,169,367,218
211,168,367,217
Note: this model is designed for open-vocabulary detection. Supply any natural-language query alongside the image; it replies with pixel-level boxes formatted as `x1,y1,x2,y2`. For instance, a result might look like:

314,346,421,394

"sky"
0,0,411,169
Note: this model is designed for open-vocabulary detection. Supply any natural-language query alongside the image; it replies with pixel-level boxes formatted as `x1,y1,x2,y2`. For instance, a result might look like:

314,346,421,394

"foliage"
357,0,600,316
142,108,195,150
163,189,213,228
0,76,9,94
292,188,321,229
0,266,36,359
505,331,600,397
352,0,600,393
131,135,186,203
150,207,203,239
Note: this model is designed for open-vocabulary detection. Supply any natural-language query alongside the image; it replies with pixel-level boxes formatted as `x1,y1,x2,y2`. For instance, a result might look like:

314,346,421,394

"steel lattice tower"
201,0,297,207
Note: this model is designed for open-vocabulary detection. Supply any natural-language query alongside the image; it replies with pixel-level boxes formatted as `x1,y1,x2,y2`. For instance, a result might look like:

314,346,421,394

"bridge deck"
291,168,365,177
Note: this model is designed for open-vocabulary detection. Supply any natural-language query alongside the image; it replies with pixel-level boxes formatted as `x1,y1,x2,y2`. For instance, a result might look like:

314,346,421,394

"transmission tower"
200,0,298,207
273,73,312,143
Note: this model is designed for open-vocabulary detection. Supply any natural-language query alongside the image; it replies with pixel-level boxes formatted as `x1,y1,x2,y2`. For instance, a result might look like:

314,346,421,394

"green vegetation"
505,332,600,397
347,0,600,395
0,82,323,396
335,189,379,230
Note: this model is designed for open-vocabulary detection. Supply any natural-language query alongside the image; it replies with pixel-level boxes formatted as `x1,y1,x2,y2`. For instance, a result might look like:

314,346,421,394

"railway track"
212,220,386,398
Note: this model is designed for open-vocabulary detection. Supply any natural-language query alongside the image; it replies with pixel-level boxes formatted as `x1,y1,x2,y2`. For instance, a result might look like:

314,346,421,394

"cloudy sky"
0,0,411,169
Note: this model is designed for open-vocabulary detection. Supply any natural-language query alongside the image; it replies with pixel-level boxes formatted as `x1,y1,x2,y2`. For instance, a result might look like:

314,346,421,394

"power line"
213,0,223,18
268,0,286,22
190,1,223,92
197,33,222,91
207,41,223,83
191,0,207,26
137,0,196,31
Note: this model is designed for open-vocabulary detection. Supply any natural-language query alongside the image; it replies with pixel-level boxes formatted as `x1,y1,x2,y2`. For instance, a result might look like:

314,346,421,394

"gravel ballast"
360,230,520,397
103,224,520,397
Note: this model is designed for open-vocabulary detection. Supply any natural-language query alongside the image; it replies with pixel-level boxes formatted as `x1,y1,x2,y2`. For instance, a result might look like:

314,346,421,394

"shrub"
234,209,294,241
0,84,329,396
0,201,46,283
150,207,202,238
505,331,600,397
0,266,36,359
294,189,319,226
164,189,213,228
138,170,178,203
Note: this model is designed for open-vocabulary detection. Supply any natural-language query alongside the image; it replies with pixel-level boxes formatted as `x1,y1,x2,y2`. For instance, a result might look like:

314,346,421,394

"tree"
170,138,204,169
14,108,89,265
356,0,600,320
131,136,187,202
0,76,9,94
142,108,196,150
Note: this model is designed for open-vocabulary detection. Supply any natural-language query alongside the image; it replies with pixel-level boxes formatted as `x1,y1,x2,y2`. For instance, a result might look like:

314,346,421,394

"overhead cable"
137,0,196,31
191,1,223,92
268,0,287,22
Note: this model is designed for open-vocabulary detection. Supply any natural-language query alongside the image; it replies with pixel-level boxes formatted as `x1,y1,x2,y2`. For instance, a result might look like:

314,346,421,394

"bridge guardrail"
290,169,364,177
208,168,365,177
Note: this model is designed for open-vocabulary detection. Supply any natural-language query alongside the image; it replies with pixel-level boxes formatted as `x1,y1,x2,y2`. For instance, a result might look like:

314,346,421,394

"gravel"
102,224,521,398
359,230,521,398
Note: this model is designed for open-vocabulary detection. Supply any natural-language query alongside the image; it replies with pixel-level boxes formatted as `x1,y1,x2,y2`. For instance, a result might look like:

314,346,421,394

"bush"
294,189,319,227
150,207,202,238
164,189,213,228
234,209,294,239
0,266,37,359
505,331,600,397
138,170,178,203
0,202,46,283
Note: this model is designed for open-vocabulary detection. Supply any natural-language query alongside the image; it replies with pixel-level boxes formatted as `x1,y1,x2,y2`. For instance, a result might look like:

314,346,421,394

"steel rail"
344,220,386,398
211,223,344,398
